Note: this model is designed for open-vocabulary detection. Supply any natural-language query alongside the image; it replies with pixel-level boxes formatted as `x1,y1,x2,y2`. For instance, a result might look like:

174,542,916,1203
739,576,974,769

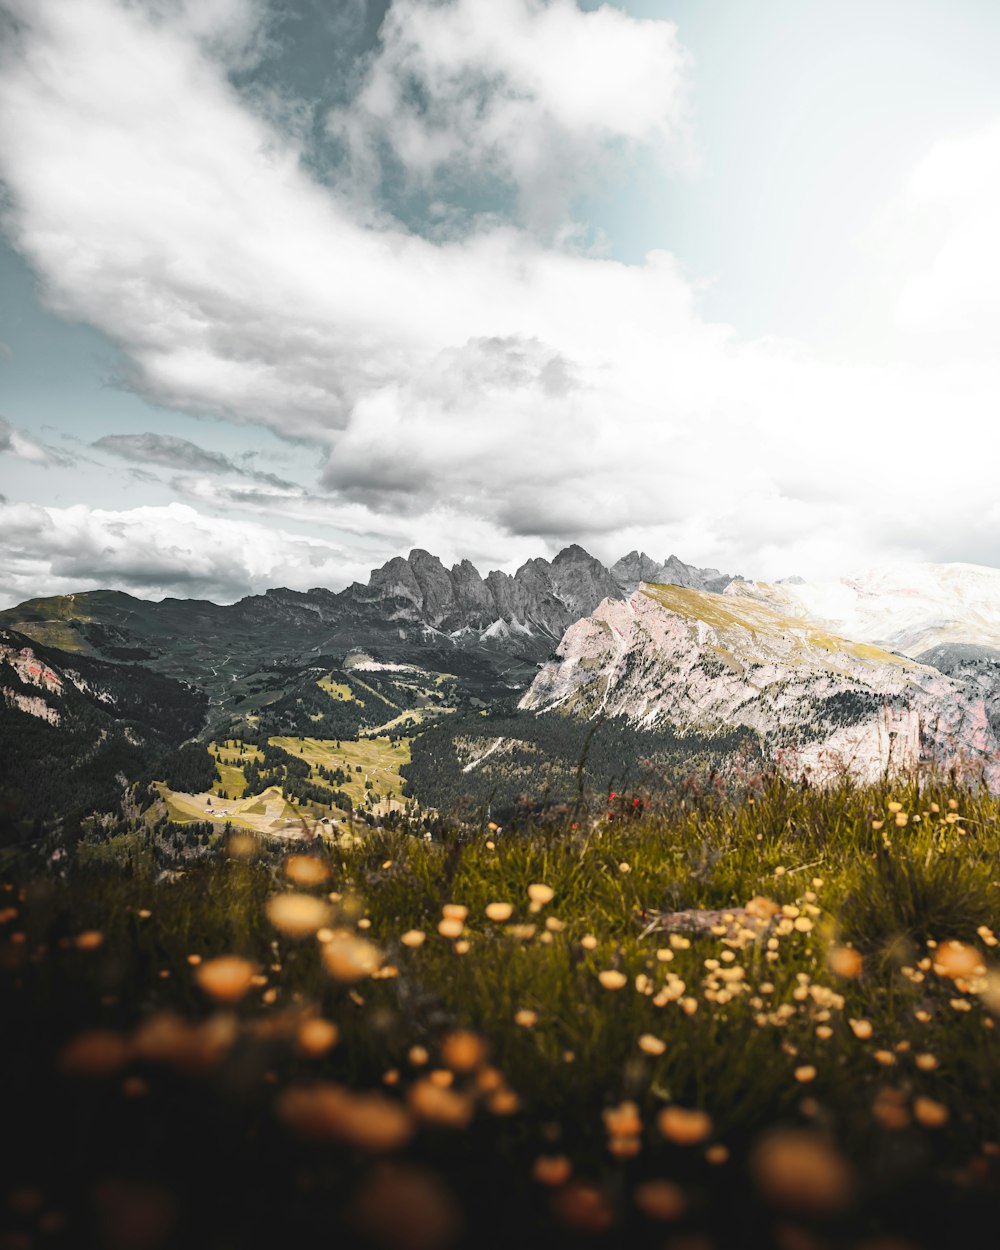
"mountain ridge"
519,581,1000,790
0,545,734,680
9,550,1000,838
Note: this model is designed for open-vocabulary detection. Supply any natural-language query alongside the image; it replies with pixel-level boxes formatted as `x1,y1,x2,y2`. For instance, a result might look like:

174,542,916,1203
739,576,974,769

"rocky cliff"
519,583,1000,789
340,543,622,642
611,551,735,596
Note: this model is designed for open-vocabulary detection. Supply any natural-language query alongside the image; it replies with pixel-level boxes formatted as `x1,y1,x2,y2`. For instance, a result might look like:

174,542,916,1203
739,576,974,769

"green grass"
642,582,920,668
154,735,412,831
318,676,363,704
154,781,301,833
2,778,999,1247
2,617,87,653
208,739,263,797
269,735,411,805
360,706,455,737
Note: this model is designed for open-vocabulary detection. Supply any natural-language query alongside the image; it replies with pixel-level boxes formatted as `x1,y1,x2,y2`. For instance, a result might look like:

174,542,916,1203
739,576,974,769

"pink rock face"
520,585,1000,792
0,644,64,695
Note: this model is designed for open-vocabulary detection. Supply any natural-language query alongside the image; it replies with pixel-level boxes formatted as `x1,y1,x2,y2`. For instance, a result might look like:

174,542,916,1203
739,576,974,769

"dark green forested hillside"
402,708,763,818
0,630,207,846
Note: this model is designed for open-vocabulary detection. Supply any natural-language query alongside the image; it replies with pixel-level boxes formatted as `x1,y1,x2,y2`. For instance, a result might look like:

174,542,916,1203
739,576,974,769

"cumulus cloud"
884,119,1000,355
93,431,293,486
0,0,999,598
168,476,552,575
328,0,693,230
141,0,274,71
0,499,373,606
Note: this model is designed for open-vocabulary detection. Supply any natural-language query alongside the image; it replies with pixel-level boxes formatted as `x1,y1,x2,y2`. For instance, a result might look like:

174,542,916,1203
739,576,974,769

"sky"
2,0,1000,606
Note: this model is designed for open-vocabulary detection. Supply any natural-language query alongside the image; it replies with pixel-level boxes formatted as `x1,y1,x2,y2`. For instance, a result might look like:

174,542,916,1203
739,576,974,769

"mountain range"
6,546,1000,842
0,546,737,720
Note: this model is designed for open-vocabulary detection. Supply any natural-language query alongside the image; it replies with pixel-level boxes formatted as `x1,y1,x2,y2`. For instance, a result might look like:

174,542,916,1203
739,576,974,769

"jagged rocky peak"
270,542,738,645
612,551,735,595
450,558,494,624
346,542,741,641
406,549,461,628
365,554,423,606
658,554,712,588
611,550,663,589
547,545,621,614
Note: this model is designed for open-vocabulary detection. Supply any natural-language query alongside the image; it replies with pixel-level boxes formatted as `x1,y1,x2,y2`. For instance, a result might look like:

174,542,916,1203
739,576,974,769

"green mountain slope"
0,629,207,846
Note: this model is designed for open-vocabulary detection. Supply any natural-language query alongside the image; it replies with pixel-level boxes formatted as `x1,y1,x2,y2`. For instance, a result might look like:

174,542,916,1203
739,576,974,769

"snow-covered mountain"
520,579,1000,789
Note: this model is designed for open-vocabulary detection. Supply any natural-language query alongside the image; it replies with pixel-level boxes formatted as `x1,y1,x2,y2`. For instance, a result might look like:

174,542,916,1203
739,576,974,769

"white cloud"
0,499,372,606
328,0,694,230
144,0,274,71
0,496,566,608
886,119,1000,354
0,0,999,604
0,416,66,465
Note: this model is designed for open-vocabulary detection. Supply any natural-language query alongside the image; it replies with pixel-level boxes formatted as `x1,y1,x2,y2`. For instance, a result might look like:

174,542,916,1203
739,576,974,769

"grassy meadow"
153,736,413,836
2,779,1000,1249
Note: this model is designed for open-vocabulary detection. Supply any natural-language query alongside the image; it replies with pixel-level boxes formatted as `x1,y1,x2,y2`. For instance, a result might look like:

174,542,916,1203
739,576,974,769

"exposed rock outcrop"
612,551,735,596
520,583,1000,790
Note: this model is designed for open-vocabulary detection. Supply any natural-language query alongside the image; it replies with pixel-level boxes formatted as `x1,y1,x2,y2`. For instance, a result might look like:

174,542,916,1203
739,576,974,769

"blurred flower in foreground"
638,1034,666,1056
352,1164,462,1250
532,1155,572,1186
408,1079,475,1129
551,1183,614,1233
440,1031,487,1073
296,1017,339,1058
828,945,864,979
657,1106,712,1145
633,1179,685,1222
277,1084,413,1150
284,854,331,886
194,956,255,1004
131,1012,238,1072
322,930,382,982
932,940,984,980
58,1029,129,1077
750,1129,854,1213
226,833,257,859
266,893,332,939
913,1095,949,1128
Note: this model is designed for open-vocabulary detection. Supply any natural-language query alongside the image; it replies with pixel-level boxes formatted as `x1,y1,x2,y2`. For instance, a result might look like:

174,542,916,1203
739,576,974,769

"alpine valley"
4,546,1000,855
